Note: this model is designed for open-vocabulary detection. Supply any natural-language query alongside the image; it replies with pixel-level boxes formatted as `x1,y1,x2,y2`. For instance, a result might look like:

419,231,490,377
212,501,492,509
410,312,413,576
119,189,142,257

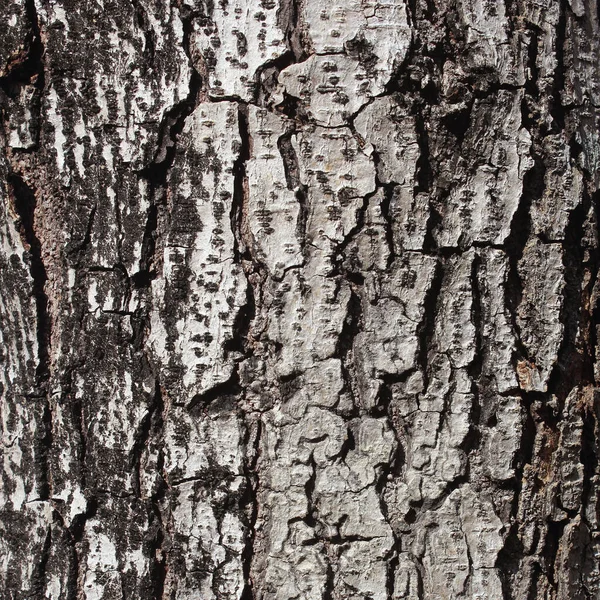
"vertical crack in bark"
464,253,483,454
542,519,568,589
411,553,425,600
336,286,363,414
304,456,318,529
149,501,167,600
146,380,168,600
7,174,50,383
375,379,404,600
0,0,45,146
137,2,202,182
277,129,308,248
525,26,540,100
276,130,300,190
130,376,163,498
527,565,542,600
1,0,599,596
232,103,251,263
277,0,307,62
385,544,400,600
30,524,52,598
231,100,263,599
379,183,397,264
497,522,527,600
495,24,565,579
331,181,375,416
62,363,86,491
416,259,443,389
7,173,53,501
37,396,53,500
413,103,433,195
547,199,590,404
322,559,335,600
500,112,544,593
459,517,473,596
132,203,157,289
240,418,261,600
504,132,540,365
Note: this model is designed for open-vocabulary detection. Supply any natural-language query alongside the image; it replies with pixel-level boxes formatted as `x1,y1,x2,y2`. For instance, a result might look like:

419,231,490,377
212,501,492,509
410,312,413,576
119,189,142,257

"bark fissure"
2,0,600,598
0,0,45,146
7,173,50,383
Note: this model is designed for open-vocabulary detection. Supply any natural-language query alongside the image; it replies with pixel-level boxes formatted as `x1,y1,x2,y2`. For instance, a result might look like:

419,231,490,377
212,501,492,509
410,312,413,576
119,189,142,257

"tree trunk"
1,0,599,598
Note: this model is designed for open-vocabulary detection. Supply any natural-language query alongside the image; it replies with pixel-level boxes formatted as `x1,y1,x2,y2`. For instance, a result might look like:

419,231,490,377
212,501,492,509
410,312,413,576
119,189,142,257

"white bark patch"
293,125,375,251
189,0,287,101
246,106,303,276
277,0,410,126
517,239,565,392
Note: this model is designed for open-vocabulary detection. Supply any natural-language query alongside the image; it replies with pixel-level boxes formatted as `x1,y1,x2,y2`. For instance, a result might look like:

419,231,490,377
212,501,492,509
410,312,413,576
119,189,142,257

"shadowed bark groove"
1,0,600,599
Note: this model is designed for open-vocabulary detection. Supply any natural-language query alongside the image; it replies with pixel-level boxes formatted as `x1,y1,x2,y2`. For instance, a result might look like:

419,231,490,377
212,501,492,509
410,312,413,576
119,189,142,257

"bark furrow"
1,0,599,599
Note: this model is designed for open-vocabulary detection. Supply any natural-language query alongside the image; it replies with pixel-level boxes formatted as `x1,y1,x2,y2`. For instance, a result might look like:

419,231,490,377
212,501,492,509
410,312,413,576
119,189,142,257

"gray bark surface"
0,0,599,599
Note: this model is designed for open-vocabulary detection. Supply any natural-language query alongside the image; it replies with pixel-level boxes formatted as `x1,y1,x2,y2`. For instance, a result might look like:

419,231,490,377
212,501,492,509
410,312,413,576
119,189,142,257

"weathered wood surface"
0,0,599,599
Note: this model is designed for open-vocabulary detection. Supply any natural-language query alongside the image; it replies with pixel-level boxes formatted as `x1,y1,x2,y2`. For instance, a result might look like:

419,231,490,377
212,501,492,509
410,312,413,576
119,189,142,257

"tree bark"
1,0,599,598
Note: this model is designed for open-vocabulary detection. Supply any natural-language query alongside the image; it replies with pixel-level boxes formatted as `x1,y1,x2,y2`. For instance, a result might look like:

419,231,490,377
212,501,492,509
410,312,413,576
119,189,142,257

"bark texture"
1,0,600,599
